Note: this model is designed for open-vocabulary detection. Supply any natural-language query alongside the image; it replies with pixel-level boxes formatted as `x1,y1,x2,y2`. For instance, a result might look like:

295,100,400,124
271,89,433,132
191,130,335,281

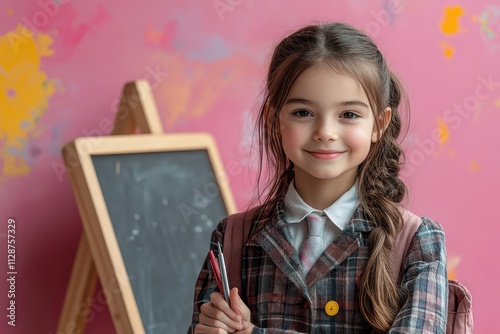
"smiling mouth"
305,150,345,160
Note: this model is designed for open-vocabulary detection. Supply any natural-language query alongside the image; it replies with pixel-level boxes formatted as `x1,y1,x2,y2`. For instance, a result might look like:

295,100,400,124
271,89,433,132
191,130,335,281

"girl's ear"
371,107,392,143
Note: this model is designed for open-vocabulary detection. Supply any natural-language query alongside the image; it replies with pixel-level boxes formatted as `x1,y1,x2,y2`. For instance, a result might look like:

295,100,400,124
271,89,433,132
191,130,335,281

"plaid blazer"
190,200,448,333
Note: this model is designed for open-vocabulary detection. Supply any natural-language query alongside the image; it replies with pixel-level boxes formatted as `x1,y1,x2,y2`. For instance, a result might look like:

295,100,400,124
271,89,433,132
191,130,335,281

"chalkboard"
64,133,236,334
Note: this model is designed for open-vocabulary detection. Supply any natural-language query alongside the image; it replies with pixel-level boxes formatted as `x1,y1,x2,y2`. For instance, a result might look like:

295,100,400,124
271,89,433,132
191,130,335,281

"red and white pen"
209,249,223,293
208,242,230,304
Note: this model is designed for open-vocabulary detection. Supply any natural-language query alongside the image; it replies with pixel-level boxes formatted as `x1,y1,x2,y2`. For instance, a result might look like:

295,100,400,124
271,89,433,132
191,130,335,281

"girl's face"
279,64,381,188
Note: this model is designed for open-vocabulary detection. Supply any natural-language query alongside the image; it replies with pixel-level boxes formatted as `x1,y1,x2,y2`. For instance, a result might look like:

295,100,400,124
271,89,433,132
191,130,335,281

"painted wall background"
1,0,499,333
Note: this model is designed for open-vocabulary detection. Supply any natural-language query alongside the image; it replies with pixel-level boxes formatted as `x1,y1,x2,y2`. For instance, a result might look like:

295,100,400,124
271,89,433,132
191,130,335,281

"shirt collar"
283,181,359,231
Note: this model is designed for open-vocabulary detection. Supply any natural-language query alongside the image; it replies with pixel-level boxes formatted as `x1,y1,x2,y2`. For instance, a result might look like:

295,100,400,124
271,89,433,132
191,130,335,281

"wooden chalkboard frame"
62,133,237,334
58,80,164,334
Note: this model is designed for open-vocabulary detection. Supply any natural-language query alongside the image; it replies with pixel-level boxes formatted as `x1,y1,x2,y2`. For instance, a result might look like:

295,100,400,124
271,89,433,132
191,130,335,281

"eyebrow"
285,97,370,109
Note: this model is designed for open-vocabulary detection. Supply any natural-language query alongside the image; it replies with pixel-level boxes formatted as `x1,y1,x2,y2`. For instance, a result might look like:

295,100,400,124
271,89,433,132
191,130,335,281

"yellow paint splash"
440,41,455,59
432,119,450,157
0,24,55,180
437,118,449,144
440,5,466,35
469,159,481,172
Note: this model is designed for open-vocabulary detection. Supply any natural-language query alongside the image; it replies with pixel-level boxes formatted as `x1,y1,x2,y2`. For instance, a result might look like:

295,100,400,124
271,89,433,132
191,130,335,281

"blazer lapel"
245,203,373,295
249,203,310,298
305,206,373,288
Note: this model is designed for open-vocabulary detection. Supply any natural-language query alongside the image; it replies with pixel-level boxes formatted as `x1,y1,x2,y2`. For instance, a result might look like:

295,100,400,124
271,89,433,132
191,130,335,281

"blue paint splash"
183,35,232,62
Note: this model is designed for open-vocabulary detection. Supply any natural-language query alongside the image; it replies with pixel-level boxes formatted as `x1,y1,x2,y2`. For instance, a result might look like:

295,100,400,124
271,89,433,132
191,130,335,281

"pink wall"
1,0,499,333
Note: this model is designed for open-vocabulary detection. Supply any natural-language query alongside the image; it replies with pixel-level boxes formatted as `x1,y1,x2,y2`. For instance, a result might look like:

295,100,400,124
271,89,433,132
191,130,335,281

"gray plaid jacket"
190,200,448,333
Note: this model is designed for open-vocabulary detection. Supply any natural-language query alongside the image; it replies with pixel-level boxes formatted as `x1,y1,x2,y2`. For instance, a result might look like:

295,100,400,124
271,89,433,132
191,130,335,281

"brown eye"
292,109,312,117
340,111,360,120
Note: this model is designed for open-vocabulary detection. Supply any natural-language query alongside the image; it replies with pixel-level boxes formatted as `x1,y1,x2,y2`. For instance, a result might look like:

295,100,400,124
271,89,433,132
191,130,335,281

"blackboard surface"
92,149,228,334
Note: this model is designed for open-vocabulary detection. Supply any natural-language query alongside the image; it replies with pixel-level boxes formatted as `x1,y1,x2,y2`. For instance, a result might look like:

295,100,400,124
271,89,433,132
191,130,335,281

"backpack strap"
391,208,422,282
391,209,475,333
223,206,263,294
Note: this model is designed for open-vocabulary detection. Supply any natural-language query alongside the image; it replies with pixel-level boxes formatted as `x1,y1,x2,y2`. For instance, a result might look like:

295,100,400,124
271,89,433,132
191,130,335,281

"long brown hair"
254,22,408,332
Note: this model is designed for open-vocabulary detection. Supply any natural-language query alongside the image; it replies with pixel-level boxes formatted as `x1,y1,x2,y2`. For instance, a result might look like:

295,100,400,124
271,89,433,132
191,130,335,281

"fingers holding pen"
196,316,236,334
210,292,243,324
229,288,254,333
196,292,243,333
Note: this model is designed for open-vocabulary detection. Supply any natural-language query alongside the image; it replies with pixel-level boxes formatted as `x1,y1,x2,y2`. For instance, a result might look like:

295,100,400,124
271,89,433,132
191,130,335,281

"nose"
312,118,338,142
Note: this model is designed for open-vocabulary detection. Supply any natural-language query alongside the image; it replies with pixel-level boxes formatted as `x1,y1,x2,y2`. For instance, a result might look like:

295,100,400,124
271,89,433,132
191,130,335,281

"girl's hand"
230,288,255,334
195,291,243,334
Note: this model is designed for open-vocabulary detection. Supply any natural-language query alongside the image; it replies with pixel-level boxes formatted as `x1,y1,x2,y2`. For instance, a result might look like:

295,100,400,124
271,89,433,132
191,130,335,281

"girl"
190,22,448,333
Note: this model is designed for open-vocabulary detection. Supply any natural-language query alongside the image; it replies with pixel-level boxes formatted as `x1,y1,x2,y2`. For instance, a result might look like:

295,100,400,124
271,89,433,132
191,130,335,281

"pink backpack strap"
391,208,422,282
223,206,262,294
392,209,475,333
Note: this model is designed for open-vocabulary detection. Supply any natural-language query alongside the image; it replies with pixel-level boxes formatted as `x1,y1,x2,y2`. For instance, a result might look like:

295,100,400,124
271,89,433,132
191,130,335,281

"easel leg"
57,234,98,334
59,80,161,334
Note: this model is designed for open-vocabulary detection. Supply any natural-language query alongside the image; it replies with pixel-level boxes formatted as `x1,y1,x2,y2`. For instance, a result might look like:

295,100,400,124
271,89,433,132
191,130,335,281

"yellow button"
325,301,339,316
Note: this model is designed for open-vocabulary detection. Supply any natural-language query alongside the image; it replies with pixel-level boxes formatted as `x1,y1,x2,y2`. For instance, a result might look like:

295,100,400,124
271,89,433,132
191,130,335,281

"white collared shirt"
283,181,359,252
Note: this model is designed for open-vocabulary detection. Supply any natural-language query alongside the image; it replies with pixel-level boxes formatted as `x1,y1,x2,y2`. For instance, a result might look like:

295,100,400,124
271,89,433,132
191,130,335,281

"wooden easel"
57,80,163,334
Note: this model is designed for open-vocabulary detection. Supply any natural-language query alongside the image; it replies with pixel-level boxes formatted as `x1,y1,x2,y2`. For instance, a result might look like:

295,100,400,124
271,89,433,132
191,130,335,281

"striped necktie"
299,212,326,273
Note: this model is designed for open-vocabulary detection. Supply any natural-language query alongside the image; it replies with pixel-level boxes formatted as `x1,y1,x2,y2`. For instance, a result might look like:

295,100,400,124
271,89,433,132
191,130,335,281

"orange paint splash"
149,52,255,127
440,41,455,59
432,118,450,158
440,5,466,35
447,255,461,281
437,118,450,144
159,52,229,126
